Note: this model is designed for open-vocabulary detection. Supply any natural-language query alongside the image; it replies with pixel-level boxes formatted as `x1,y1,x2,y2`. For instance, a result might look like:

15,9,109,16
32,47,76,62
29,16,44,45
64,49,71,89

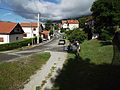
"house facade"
0,22,24,44
61,20,79,30
62,20,68,29
21,22,43,38
67,20,79,30
40,30,50,40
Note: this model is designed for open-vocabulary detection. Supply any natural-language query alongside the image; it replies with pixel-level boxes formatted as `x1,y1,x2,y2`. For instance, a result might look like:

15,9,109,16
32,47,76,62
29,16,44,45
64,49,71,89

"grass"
0,52,50,90
80,39,113,64
52,39,120,90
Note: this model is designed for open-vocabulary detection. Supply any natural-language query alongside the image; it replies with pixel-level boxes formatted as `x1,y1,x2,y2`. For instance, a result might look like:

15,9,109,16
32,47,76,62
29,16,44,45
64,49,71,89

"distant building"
0,22,24,44
61,20,79,30
62,20,68,29
40,30,51,40
67,20,79,30
21,22,43,38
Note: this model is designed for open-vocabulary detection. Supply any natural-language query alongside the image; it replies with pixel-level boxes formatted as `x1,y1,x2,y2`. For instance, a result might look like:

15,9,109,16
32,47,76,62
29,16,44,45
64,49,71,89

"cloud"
1,0,95,20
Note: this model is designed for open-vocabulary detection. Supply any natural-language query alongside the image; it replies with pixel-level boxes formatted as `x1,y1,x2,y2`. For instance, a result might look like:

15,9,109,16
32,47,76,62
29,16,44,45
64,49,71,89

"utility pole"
37,13,40,44
31,22,34,46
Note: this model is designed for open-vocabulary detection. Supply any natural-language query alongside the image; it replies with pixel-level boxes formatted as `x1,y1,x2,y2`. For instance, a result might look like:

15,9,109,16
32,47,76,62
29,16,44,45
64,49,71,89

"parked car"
58,39,66,45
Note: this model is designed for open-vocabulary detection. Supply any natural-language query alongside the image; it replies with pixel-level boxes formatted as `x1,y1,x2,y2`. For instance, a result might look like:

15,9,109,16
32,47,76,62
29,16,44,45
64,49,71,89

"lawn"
52,39,120,90
80,39,113,64
0,52,50,90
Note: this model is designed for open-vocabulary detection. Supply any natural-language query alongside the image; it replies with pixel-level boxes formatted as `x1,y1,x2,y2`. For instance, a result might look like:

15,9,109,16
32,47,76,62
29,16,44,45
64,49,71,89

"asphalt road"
0,37,67,62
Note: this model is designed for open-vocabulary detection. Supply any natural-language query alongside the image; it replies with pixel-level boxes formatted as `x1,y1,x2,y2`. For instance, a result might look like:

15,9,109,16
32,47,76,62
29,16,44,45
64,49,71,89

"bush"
60,28,66,33
66,29,87,43
0,38,32,51
99,28,115,41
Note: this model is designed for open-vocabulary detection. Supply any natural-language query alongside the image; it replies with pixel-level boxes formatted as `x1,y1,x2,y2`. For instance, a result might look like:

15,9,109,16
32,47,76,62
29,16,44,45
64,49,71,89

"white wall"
22,27,41,38
62,23,68,29
69,24,79,30
0,34,23,44
0,34,9,44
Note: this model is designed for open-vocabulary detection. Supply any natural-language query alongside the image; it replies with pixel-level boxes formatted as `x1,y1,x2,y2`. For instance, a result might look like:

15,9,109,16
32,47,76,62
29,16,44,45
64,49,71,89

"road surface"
0,37,66,62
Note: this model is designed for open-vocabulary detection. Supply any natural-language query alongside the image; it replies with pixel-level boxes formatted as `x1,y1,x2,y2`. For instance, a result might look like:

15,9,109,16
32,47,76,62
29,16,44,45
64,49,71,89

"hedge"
0,38,32,51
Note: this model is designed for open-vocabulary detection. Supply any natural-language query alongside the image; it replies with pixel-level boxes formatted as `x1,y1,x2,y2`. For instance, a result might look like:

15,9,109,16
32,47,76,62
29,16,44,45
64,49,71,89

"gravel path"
22,51,67,90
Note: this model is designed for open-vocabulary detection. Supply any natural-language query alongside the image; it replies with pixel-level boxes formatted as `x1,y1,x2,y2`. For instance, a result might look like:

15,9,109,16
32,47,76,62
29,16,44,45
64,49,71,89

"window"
16,37,19,40
33,28,36,31
23,33,27,37
0,37,4,42
33,34,36,36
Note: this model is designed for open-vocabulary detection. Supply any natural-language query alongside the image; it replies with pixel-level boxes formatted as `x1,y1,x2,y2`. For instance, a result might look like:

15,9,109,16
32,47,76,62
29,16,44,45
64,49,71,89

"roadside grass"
80,39,113,64
0,52,50,90
52,39,120,90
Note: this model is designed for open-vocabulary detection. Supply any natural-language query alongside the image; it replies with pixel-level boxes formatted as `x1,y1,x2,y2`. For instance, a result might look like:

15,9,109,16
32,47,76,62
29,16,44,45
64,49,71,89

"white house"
0,22,24,44
21,22,43,38
67,20,79,30
62,20,68,29
61,20,79,30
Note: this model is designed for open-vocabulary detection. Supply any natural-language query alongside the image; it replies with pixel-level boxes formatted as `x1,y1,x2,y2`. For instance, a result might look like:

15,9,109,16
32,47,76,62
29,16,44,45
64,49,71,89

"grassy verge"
0,52,50,90
80,39,113,64
52,39,119,90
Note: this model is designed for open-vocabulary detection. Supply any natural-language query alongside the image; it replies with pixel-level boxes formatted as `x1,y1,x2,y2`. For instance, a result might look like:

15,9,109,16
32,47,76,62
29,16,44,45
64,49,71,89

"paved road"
0,37,66,62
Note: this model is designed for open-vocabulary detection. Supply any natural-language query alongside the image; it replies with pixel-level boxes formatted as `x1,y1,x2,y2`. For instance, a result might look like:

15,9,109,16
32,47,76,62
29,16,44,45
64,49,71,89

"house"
40,30,50,40
0,22,24,44
62,20,68,29
67,20,79,30
21,22,43,38
61,20,79,30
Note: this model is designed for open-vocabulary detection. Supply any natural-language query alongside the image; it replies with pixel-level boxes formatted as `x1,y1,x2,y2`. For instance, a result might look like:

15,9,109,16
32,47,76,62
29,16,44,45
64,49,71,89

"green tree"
66,29,87,43
45,20,53,30
78,17,86,28
91,0,120,40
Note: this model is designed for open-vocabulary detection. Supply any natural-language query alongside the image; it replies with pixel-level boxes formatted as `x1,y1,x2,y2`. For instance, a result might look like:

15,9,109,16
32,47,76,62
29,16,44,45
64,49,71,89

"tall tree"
91,0,120,29
91,0,120,40
45,20,53,30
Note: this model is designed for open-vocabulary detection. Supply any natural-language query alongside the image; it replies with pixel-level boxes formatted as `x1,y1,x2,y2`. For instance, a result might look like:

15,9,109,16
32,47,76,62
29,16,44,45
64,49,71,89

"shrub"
99,28,115,41
66,29,87,43
0,38,32,51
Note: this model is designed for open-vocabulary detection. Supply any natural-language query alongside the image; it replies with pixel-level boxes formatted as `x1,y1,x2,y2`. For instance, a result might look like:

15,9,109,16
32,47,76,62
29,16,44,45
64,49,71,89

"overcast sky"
0,0,95,22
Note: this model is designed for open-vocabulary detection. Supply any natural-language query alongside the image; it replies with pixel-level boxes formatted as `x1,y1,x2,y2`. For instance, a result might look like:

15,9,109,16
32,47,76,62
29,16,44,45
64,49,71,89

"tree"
91,0,120,40
78,17,86,28
66,29,87,43
45,20,53,30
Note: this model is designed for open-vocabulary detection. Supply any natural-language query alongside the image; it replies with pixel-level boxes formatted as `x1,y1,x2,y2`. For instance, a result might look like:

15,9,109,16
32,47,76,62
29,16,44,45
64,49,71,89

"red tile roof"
41,30,50,35
67,20,79,24
21,22,41,27
0,22,17,34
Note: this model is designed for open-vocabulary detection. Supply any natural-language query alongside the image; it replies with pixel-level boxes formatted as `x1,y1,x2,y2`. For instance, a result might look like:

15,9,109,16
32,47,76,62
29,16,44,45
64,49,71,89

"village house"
67,20,79,30
62,20,68,29
61,20,79,30
0,22,24,44
40,30,51,40
20,22,43,39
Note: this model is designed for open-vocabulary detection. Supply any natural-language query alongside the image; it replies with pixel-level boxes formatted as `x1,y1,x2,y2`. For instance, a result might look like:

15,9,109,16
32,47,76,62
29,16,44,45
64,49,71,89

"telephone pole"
37,13,40,44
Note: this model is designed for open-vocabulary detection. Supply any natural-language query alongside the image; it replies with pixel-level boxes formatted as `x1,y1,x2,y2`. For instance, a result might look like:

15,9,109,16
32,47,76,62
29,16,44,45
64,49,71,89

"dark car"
58,39,66,45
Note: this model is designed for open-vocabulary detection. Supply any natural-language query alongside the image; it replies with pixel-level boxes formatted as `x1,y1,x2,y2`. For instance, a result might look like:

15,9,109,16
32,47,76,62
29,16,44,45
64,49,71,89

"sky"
0,0,95,22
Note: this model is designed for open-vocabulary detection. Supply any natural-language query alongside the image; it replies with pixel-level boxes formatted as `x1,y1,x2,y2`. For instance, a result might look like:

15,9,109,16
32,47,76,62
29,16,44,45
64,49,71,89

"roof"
67,20,79,24
41,30,50,35
21,22,41,27
0,22,17,34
